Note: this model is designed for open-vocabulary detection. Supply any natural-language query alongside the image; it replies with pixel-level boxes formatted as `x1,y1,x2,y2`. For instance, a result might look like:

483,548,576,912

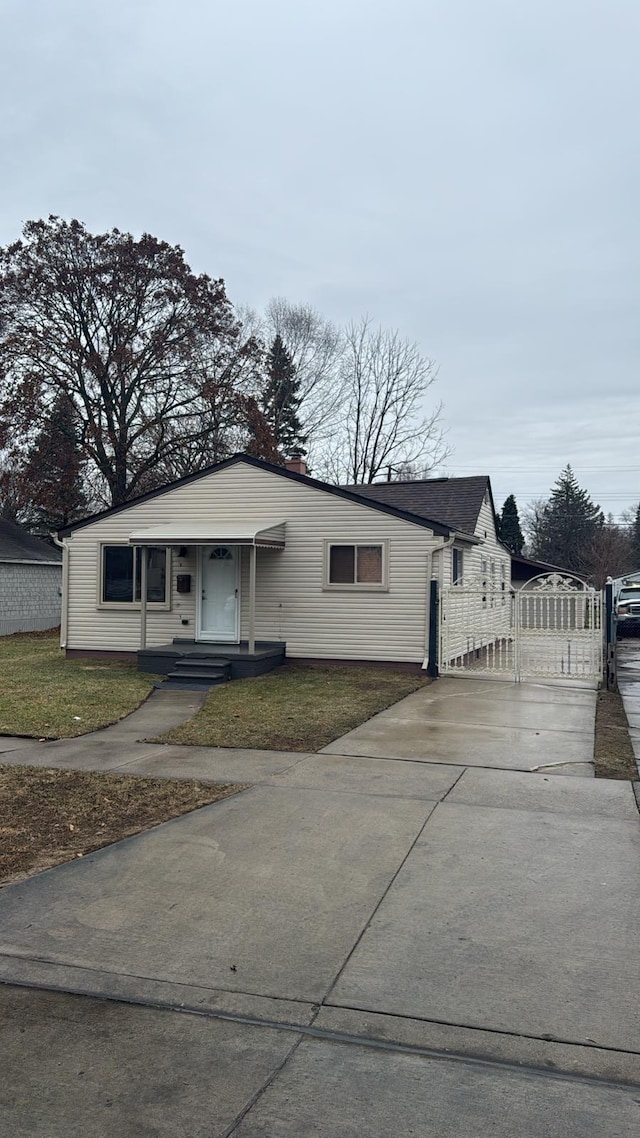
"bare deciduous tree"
522,498,551,559
0,458,29,523
584,518,634,587
317,318,449,485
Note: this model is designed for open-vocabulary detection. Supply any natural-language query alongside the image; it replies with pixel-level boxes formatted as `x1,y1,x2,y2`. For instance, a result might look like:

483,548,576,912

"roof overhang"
451,531,480,546
0,558,63,566
127,521,286,549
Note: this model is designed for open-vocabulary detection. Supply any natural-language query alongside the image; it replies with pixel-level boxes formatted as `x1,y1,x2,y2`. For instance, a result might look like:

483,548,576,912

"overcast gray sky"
2,0,638,519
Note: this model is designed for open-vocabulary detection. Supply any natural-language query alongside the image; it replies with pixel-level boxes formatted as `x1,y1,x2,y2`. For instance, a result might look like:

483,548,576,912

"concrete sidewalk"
1,676,639,1135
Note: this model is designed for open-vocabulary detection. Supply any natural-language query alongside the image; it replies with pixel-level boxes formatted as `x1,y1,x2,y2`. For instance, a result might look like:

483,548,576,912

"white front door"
198,546,240,641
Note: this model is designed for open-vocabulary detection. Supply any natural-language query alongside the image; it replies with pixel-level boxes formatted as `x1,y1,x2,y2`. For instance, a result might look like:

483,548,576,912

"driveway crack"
317,768,467,1010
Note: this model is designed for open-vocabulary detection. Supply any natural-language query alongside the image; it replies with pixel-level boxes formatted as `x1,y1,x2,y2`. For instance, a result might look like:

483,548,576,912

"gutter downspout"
51,534,69,649
421,546,434,671
421,534,455,669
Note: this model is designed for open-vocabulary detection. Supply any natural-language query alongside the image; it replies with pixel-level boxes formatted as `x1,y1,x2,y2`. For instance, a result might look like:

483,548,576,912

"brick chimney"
285,454,307,476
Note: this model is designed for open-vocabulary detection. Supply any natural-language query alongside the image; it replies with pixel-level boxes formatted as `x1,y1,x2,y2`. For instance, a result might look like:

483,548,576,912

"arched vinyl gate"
439,572,602,682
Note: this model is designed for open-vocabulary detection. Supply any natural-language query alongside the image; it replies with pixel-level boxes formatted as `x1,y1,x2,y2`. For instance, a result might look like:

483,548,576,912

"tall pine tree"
262,334,307,458
21,392,88,534
531,465,603,574
498,494,524,554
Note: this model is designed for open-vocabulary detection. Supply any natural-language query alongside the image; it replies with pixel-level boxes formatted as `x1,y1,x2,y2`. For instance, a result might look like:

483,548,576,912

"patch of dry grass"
0,632,159,739
154,663,429,752
0,764,244,885
594,690,637,780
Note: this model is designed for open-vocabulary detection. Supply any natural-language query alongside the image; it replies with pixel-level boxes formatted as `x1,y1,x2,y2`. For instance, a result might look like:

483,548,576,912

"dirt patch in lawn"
0,765,245,885
594,690,637,780
0,632,159,739
153,664,430,752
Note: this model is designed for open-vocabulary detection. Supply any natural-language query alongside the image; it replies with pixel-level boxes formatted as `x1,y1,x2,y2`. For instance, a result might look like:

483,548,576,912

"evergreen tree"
243,395,281,464
498,494,524,554
21,393,88,534
531,465,603,574
262,334,307,457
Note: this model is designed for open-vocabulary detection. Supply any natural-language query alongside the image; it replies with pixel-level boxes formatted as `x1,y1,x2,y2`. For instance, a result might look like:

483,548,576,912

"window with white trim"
452,548,463,584
101,545,168,605
326,543,386,588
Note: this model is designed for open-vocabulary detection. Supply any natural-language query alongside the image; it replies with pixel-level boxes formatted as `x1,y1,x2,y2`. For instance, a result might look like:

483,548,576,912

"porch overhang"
127,521,286,549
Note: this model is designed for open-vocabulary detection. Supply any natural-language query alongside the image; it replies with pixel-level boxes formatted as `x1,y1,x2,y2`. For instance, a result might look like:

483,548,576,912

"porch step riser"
155,681,220,692
167,670,230,683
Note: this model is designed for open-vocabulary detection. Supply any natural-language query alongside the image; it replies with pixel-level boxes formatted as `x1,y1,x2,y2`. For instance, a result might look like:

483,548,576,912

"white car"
616,586,640,635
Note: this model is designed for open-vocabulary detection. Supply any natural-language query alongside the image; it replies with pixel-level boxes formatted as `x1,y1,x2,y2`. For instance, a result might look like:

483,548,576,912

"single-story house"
510,553,588,590
56,454,510,674
610,570,640,600
0,519,63,636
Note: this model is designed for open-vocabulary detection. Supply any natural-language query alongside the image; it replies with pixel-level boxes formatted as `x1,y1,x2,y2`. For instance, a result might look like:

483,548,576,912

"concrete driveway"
321,675,597,774
1,676,639,1135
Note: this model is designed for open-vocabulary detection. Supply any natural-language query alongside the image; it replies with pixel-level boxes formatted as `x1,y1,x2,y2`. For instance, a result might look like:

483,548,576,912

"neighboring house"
610,570,640,600
0,520,63,636
57,455,512,672
511,553,588,590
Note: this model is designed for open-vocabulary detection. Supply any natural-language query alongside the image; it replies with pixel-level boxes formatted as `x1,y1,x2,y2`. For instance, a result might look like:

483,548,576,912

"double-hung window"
326,542,387,589
101,545,168,606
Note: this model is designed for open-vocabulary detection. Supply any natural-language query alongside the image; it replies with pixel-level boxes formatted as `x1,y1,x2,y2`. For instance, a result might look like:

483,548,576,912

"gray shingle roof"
342,476,491,535
0,519,62,563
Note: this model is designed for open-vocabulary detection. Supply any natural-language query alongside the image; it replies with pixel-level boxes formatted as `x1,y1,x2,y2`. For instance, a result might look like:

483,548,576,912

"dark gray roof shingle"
342,476,491,535
0,519,62,563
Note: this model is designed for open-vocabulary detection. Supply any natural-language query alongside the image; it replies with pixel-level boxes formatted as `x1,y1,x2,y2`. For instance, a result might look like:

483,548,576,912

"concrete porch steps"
157,655,232,691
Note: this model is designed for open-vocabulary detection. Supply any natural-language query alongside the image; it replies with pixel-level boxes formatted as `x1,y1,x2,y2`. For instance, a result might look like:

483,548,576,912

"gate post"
514,588,521,683
605,581,616,690
427,579,439,677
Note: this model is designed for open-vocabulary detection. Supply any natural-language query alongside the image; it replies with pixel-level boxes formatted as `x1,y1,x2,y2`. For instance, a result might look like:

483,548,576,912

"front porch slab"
138,640,286,679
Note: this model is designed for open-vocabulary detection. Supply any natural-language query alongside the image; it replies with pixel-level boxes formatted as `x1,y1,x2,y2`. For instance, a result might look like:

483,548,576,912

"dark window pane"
453,549,463,584
357,545,382,583
329,545,355,583
103,547,134,602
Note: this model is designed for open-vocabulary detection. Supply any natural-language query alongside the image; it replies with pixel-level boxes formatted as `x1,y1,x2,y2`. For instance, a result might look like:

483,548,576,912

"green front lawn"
0,632,159,739
153,663,429,752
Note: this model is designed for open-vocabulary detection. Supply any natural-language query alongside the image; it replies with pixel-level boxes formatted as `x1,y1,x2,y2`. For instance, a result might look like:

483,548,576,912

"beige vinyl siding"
438,494,513,661
65,463,442,663
473,496,511,585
